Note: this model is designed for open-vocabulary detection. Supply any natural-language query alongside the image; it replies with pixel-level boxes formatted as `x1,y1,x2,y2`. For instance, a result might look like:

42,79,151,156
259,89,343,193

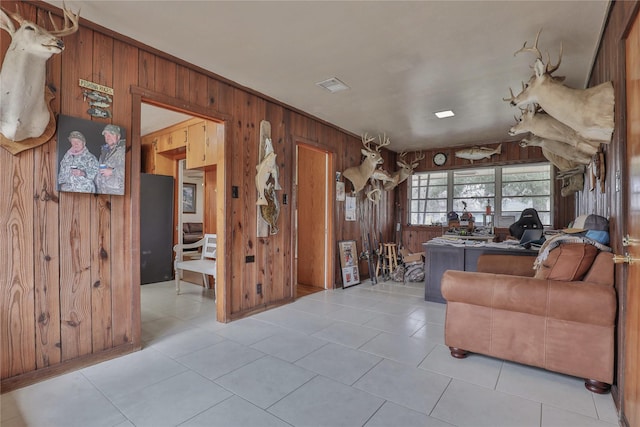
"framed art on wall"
338,240,360,288
183,183,197,213
56,115,126,195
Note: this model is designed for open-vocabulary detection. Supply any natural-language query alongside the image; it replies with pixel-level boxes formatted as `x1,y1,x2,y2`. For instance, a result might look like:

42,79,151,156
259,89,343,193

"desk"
422,242,538,303
440,234,496,242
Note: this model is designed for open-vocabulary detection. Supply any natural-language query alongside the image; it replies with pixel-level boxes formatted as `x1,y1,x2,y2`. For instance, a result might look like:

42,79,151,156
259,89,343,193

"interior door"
622,12,640,427
296,144,330,289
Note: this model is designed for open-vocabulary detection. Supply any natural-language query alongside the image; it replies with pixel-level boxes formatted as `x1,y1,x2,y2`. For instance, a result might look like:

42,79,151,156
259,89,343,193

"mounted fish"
255,137,281,205
256,120,282,236
454,144,502,163
0,2,79,154
259,183,280,235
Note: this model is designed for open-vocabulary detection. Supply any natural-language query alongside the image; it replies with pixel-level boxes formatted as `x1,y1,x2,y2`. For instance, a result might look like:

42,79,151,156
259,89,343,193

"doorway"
134,90,227,322
295,143,334,296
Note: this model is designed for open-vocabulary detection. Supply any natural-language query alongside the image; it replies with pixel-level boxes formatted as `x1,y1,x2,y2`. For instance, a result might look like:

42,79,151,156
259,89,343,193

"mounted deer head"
509,107,600,156
520,134,592,165
383,151,425,190
342,133,390,193
0,2,79,154
508,28,614,142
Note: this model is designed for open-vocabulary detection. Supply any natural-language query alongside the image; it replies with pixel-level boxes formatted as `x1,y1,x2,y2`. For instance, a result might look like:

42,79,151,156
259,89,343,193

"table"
422,241,538,303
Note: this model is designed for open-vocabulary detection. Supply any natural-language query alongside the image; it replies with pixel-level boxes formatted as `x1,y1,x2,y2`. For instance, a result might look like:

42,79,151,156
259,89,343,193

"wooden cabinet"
186,120,223,169
142,118,223,173
187,121,207,169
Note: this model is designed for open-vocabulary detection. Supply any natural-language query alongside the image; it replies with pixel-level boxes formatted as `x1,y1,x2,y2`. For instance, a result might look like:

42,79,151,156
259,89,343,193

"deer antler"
361,132,376,150
48,2,80,37
545,42,563,74
503,87,517,103
375,134,390,151
514,28,543,60
412,151,426,163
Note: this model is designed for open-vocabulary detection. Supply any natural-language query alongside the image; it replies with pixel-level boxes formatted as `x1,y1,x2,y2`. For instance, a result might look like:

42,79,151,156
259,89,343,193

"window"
408,163,552,226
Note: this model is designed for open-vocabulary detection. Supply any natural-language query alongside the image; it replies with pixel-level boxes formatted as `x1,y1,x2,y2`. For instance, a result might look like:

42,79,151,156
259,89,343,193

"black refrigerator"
140,173,175,284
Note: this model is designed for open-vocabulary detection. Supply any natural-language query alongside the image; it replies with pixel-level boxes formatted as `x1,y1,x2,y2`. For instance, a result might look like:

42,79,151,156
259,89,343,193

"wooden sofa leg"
585,379,611,394
449,347,469,359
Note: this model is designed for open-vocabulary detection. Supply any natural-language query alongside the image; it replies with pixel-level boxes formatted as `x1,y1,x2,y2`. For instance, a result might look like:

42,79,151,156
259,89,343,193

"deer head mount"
342,133,390,194
510,106,600,156
382,151,425,191
506,28,614,143
0,2,79,154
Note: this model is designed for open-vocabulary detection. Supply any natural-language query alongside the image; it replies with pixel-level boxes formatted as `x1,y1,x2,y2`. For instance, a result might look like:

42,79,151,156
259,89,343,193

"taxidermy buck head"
506,28,614,142
509,106,600,156
383,151,425,191
0,3,79,149
342,133,390,193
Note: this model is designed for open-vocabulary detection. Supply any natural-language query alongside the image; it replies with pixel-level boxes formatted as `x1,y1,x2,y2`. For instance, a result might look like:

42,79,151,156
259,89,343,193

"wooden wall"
0,0,394,390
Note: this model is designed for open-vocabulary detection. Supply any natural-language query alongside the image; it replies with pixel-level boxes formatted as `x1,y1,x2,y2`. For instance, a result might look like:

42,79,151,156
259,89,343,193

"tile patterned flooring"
1,279,620,427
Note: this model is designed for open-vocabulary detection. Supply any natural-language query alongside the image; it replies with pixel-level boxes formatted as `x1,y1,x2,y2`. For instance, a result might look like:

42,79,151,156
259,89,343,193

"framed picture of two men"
56,115,126,195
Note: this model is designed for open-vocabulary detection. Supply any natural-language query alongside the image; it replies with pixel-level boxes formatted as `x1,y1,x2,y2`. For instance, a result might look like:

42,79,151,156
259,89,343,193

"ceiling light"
435,110,455,119
316,77,350,93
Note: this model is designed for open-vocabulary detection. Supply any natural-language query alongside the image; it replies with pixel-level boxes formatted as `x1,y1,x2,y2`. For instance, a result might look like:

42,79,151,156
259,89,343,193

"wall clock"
433,152,447,166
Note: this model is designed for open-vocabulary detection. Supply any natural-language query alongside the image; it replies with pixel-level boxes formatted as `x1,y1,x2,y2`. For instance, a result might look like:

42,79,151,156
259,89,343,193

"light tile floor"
1,279,620,427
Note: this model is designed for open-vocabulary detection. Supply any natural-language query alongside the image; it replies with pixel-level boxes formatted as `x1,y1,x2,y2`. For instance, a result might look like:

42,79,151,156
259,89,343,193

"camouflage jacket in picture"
95,139,126,195
58,147,99,193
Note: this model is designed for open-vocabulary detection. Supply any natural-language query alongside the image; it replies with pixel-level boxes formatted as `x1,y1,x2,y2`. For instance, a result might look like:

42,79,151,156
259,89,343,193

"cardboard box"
400,248,424,264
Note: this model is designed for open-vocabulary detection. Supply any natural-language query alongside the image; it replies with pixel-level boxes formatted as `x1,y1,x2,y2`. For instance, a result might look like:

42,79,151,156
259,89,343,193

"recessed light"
435,110,455,118
316,77,350,93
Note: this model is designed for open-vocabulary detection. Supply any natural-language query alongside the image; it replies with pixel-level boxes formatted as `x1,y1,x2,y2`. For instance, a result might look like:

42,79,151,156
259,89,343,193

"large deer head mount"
342,133,390,194
0,2,79,155
506,28,614,143
509,106,600,157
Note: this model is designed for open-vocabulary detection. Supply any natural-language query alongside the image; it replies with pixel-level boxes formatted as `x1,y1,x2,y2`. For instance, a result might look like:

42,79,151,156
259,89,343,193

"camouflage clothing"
58,147,99,193
95,139,126,195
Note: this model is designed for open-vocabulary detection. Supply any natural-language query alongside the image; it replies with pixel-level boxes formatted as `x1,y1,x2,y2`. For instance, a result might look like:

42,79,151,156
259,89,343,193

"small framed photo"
183,183,197,213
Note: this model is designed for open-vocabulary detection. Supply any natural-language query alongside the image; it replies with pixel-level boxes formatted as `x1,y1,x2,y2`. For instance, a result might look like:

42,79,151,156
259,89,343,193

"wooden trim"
1,343,139,394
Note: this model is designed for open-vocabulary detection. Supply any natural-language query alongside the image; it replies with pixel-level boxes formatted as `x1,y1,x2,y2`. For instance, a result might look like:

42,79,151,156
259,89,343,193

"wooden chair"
174,233,217,295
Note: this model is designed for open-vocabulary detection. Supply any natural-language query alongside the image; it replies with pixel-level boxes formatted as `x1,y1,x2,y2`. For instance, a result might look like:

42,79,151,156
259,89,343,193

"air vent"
316,77,350,93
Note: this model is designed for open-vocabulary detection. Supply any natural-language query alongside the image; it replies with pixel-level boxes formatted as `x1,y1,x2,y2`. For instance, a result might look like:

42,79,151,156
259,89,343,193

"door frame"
292,139,336,296
131,86,231,322
619,7,640,426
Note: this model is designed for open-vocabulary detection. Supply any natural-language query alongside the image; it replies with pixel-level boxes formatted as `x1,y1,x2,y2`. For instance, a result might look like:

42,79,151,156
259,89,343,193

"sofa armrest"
476,254,537,277
441,270,616,326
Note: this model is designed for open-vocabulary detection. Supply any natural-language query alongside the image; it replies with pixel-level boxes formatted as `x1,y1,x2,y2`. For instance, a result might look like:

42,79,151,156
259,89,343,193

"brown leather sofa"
441,248,616,393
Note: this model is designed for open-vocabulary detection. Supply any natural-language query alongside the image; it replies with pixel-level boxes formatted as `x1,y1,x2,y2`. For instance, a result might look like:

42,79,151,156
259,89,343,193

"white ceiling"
45,1,610,153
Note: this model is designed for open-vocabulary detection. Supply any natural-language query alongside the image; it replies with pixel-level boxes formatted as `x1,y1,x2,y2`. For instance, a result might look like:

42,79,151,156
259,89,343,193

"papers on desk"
428,237,538,251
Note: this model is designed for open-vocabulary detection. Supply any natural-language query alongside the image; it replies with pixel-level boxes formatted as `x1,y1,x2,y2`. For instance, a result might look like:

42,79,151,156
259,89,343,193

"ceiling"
44,1,610,153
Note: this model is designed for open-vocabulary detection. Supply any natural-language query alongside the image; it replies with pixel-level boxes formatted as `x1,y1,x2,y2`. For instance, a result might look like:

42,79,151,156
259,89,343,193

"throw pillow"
534,243,599,281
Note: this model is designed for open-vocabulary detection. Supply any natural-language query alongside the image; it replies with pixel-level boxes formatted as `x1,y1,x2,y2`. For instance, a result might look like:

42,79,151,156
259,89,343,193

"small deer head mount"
0,2,79,154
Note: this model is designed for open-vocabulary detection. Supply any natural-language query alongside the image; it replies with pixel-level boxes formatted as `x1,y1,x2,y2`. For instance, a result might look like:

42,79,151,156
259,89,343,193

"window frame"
407,162,553,227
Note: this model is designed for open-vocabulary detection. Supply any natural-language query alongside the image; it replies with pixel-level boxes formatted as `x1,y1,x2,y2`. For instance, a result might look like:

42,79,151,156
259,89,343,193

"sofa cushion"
534,243,598,281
